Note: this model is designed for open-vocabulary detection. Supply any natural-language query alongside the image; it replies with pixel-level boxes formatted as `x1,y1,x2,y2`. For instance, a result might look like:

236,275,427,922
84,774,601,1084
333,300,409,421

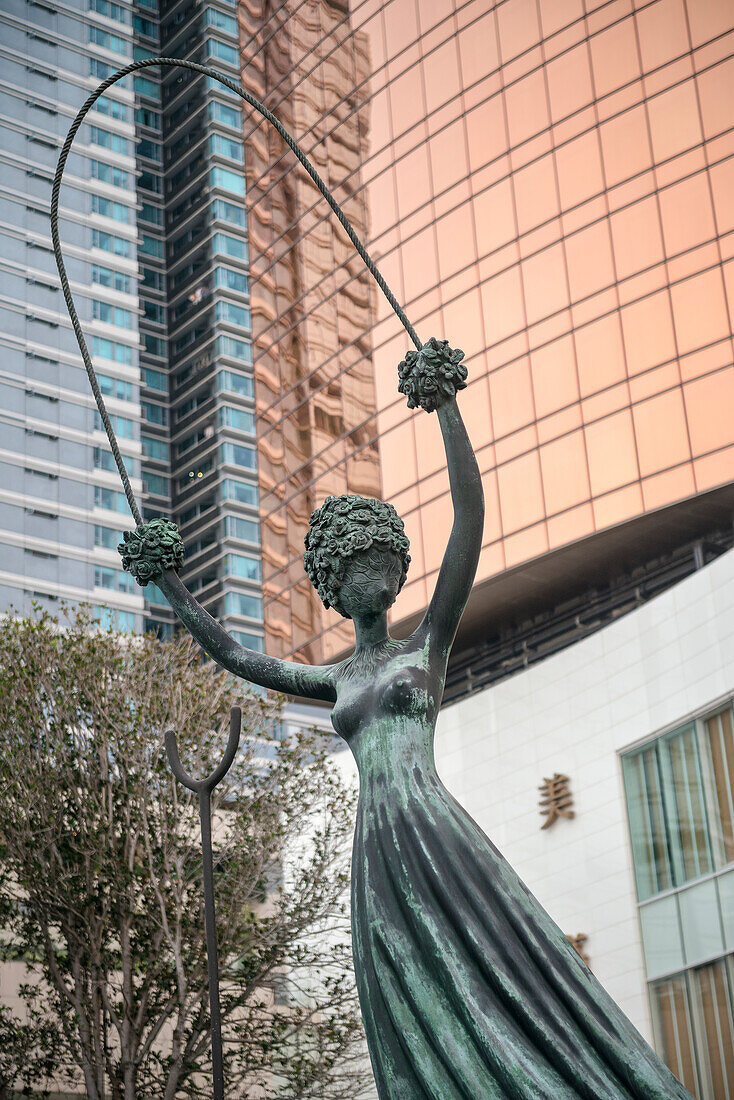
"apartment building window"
91,229,131,258
92,264,132,294
94,95,129,122
622,703,734,1099
89,0,128,23
214,267,248,295
210,168,246,197
90,160,131,190
220,478,258,507
97,373,133,401
91,195,131,223
92,300,133,328
89,126,131,156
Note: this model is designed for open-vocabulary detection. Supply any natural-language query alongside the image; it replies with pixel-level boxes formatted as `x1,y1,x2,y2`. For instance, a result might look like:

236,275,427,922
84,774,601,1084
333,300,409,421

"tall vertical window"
622,703,734,1098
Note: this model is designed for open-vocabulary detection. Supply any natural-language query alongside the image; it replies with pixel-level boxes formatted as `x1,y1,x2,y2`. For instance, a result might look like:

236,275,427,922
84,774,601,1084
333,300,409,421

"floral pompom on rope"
118,518,185,586
397,337,468,413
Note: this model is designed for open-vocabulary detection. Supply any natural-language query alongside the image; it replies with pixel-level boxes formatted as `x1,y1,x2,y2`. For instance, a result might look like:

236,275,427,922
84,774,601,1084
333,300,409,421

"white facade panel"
435,545,734,1042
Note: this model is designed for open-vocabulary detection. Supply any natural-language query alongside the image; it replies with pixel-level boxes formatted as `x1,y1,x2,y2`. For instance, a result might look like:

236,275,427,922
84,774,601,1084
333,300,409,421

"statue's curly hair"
304,494,411,615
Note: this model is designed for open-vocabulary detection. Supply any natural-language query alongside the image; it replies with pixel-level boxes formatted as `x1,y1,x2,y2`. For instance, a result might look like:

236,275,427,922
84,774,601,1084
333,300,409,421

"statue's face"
335,546,403,619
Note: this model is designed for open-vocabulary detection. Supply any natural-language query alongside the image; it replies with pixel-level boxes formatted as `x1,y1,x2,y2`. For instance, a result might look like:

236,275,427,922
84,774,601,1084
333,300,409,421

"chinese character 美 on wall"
539,772,574,829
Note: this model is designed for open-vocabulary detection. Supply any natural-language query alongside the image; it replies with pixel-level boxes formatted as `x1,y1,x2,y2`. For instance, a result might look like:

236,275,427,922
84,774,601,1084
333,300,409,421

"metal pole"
165,706,242,1100
199,785,224,1098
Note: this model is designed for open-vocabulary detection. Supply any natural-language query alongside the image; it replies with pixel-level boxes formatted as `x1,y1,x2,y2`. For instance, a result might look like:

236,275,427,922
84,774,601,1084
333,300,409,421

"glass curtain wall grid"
0,0,145,633
158,0,262,652
622,702,734,1098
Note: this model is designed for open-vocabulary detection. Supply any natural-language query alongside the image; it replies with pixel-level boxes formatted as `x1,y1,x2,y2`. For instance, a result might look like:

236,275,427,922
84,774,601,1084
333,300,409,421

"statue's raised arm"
399,339,485,660
117,522,336,703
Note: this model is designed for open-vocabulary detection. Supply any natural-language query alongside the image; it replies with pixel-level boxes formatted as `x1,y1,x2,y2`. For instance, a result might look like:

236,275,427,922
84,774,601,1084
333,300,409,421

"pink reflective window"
610,196,664,281
632,388,691,477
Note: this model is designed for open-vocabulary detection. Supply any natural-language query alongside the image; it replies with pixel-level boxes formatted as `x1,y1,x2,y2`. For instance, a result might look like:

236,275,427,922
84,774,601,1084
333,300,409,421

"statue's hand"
118,518,185,586
397,337,467,413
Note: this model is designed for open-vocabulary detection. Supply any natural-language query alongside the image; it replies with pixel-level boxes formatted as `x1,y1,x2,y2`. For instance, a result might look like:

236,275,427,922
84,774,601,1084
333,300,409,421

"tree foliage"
0,608,371,1099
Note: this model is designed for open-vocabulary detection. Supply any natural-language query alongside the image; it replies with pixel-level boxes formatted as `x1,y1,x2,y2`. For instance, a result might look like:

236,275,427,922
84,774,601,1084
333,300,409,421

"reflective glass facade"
242,0,734,662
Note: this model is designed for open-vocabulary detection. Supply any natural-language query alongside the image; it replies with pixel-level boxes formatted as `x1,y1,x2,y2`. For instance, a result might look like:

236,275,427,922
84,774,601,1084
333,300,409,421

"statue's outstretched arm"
154,571,336,701
116,519,337,703
398,340,484,659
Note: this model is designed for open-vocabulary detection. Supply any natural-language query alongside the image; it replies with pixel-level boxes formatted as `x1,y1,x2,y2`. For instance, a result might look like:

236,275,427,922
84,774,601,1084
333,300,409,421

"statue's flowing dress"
332,657,692,1100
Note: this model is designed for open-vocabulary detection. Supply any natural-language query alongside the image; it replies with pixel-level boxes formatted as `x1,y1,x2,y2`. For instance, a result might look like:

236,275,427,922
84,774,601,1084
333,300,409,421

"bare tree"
0,607,372,1099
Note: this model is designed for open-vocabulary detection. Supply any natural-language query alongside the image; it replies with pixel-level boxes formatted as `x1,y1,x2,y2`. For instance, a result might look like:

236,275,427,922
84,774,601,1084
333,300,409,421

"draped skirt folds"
350,771,692,1100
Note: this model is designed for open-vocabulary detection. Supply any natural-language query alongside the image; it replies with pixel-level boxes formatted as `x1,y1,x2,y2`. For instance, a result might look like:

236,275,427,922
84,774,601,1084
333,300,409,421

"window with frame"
622,703,734,1098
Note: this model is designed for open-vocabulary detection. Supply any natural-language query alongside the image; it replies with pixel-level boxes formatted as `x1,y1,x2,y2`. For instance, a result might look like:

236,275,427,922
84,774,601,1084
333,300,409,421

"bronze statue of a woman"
120,339,691,1099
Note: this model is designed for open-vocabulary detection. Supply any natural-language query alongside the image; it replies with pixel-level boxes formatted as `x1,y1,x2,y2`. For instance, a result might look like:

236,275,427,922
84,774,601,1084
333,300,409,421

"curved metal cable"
51,56,421,526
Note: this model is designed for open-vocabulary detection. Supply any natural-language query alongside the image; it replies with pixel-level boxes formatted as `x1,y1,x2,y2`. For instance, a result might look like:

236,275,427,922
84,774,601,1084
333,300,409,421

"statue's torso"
330,639,443,784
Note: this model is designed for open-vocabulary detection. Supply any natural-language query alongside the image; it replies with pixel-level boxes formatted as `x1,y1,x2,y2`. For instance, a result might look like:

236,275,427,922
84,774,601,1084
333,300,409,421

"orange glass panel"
593,481,644,528
620,290,677,376
709,156,734,235
589,16,640,98
564,221,615,302
435,204,476,279
465,97,510,175
504,69,550,146
636,0,689,71
395,143,433,217
545,43,593,123
610,196,664,281
416,0,453,35
504,522,549,567
497,450,545,533
632,388,691,477
480,264,526,344
419,492,454,574
581,380,630,423
430,119,468,198
489,357,536,438
647,80,703,163
599,106,652,189
679,339,733,383
513,154,560,234
694,444,734,492
540,430,591,514
413,404,445,477
458,13,500,88
585,409,639,495
380,423,417,496
686,0,734,49
547,502,595,548
530,334,579,417
696,58,734,141
521,242,569,325
641,464,696,509
442,290,486,366
554,132,605,211
536,403,583,445
473,177,518,253
495,423,538,466
659,173,716,257
670,268,730,356
496,0,541,62
388,67,427,139
424,37,462,115
401,507,425,576
382,0,420,55
628,360,680,403
478,539,506,580
481,467,503,543
401,225,439,301
684,367,734,455
538,0,584,38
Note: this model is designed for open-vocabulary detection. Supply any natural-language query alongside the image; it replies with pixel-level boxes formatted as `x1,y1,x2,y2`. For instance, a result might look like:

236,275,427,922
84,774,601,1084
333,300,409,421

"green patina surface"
120,343,692,1099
